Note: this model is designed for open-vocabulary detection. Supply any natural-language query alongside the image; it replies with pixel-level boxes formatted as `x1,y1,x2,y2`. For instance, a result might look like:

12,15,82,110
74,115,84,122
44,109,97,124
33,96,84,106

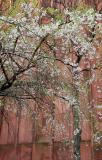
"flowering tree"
0,2,102,160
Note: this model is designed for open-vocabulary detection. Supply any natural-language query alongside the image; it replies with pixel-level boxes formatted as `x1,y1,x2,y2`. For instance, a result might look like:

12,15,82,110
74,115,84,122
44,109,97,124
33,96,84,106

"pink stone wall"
0,1,102,160
0,106,94,160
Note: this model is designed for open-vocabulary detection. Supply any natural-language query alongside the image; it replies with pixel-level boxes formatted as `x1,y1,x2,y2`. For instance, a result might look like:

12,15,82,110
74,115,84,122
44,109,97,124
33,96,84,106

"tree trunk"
72,66,81,160
73,102,81,160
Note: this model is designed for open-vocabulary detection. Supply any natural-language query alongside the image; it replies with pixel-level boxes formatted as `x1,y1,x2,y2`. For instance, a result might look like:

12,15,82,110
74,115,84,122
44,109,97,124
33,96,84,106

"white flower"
64,9,69,15
64,58,69,64
74,128,80,136
95,13,102,21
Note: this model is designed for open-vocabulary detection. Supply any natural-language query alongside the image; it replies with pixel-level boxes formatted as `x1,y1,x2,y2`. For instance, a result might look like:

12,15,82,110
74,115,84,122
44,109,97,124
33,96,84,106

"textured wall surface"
0,1,102,160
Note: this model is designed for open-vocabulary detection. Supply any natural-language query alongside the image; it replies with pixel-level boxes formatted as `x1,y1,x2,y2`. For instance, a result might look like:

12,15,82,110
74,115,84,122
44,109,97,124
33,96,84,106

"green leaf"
46,7,58,16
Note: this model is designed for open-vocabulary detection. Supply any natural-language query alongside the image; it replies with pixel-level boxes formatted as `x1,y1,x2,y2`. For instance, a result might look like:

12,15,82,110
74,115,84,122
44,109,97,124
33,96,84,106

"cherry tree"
0,2,102,160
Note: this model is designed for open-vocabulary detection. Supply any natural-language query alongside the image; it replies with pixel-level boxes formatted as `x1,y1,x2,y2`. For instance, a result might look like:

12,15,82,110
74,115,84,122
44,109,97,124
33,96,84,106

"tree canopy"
0,2,102,160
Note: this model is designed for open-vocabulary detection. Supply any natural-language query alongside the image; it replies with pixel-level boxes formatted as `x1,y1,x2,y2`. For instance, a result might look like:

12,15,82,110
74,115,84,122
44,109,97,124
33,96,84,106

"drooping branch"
0,33,49,93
